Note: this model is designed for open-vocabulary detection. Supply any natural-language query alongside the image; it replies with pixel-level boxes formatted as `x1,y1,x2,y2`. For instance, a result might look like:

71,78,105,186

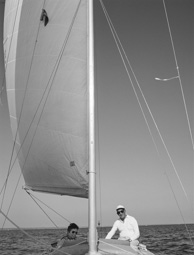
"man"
105,205,140,242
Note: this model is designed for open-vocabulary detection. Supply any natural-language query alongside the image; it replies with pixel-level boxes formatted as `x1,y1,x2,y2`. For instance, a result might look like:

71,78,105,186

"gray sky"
0,0,193,229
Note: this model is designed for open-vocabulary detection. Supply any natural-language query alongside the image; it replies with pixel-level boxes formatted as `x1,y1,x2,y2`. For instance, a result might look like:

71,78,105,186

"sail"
4,0,89,198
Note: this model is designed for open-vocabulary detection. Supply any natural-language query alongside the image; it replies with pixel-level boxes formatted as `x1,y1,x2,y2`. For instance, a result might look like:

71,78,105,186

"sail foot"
24,185,88,198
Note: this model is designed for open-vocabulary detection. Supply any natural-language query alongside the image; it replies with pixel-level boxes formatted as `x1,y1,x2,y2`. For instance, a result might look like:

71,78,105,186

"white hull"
44,239,154,255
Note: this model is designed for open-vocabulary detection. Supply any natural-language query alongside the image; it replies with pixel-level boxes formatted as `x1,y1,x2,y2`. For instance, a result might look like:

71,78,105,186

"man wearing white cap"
105,205,140,242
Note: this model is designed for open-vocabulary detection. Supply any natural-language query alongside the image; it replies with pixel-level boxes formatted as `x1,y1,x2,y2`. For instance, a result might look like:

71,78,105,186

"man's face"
117,209,126,220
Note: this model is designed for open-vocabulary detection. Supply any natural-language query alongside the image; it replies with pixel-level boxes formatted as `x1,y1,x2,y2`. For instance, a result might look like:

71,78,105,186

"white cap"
116,205,125,211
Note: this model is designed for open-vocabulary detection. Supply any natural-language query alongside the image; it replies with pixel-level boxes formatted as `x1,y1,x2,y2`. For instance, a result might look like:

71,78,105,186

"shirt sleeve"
130,218,140,241
105,221,118,239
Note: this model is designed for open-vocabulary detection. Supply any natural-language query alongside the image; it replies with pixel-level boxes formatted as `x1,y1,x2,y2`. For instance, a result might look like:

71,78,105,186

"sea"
0,224,194,255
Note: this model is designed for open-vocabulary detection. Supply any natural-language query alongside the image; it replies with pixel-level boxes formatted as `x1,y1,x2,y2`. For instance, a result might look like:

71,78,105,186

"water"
0,224,194,255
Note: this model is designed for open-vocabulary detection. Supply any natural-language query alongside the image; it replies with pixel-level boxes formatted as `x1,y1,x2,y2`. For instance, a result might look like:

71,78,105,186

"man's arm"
105,221,118,239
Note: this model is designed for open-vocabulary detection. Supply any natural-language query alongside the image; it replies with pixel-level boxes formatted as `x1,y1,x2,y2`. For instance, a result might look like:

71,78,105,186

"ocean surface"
0,224,194,255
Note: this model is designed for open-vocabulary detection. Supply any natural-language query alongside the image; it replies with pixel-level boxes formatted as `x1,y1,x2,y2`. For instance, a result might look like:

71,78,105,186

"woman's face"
67,228,78,240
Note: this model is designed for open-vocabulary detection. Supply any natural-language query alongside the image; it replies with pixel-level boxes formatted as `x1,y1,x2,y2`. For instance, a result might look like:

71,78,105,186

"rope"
26,191,59,228
99,0,159,159
165,173,193,245
0,0,22,210
1,0,82,231
99,0,191,204
1,172,22,229
0,208,72,255
0,0,81,203
99,0,193,245
162,0,194,151
14,0,83,192
0,0,82,186
26,191,71,224
162,0,193,244
0,0,46,211
1,0,46,228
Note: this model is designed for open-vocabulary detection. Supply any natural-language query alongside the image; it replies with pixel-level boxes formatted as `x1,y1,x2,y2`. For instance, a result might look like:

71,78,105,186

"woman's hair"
67,223,79,232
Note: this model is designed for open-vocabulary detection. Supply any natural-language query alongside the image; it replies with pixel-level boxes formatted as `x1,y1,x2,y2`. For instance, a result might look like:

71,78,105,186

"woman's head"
67,223,79,240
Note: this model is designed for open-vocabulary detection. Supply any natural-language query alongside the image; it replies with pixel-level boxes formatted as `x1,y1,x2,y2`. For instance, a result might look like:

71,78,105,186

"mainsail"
4,0,89,198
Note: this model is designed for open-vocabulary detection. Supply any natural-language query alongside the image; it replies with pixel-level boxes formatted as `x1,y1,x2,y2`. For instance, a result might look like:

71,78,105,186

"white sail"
4,0,89,198
1,0,193,254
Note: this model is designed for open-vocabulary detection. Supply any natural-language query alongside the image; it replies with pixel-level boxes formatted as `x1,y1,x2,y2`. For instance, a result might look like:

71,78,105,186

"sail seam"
7,54,87,64
7,88,86,96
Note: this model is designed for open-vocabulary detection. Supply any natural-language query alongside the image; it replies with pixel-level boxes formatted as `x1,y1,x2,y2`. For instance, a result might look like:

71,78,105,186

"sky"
0,0,193,229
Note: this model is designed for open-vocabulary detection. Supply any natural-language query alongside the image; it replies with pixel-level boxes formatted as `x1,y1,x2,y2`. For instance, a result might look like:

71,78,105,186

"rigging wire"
162,0,194,151
1,0,82,190
99,0,158,156
12,0,83,193
99,0,190,204
0,0,47,227
26,191,71,224
1,172,22,229
0,209,72,255
164,173,193,245
1,0,82,229
0,0,46,210
0,0,22,211
99,0,193,244
26,191,59,228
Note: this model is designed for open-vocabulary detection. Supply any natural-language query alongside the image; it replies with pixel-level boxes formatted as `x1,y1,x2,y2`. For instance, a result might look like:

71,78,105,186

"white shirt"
105,215,140,241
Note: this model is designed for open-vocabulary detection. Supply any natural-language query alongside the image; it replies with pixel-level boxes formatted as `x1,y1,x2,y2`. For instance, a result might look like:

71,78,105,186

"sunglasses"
117,210,124,215
71,231,78,234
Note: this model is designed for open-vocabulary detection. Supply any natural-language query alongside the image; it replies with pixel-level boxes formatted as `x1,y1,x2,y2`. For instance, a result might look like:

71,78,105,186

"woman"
42,223,80,254
51,223,79,249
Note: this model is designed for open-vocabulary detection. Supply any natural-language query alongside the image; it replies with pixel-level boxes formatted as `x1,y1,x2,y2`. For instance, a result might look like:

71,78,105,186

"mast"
88,0,100,254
